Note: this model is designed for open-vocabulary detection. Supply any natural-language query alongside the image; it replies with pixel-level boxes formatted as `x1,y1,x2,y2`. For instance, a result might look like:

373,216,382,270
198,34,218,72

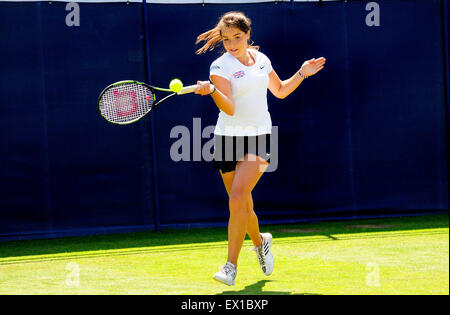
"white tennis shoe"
213,262,237,286
252,233,274,276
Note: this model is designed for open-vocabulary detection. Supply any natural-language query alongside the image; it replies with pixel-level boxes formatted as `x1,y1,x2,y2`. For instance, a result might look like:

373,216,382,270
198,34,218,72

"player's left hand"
299,57,326,77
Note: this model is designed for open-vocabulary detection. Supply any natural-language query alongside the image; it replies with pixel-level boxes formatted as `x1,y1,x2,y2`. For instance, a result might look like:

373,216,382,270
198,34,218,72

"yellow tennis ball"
169,79,183,93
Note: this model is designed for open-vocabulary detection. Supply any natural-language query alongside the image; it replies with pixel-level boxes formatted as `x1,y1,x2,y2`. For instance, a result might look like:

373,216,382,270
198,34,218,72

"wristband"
298,71,308,79
209,85,216,95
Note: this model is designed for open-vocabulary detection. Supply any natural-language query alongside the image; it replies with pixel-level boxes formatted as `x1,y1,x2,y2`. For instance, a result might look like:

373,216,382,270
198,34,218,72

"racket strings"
100,83,154,124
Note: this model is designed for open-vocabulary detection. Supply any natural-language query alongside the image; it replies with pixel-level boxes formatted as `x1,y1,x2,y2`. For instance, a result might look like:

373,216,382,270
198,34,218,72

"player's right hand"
195,81,212,96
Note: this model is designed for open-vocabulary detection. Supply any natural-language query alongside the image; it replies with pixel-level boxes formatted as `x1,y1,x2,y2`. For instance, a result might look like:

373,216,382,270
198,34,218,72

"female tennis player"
194,11,326,286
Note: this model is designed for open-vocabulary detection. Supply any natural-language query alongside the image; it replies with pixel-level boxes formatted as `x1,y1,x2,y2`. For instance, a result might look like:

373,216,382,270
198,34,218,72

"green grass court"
0,214,448,295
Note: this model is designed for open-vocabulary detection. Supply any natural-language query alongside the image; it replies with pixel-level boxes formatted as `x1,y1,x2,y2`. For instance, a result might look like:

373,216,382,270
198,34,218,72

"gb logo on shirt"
233,70,245,79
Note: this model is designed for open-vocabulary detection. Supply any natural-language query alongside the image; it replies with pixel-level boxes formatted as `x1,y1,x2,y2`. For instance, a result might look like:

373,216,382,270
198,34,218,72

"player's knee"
229,189,249,214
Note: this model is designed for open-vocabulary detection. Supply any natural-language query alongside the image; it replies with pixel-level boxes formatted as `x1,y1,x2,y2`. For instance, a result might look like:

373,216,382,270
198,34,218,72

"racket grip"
177,84,215,95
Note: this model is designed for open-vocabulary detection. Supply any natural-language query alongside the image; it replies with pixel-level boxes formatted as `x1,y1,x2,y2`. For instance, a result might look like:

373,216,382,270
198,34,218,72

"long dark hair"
195,11,259,55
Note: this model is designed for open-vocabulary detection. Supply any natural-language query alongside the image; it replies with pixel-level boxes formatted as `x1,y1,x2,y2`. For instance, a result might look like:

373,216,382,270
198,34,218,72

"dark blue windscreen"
0,0,448,239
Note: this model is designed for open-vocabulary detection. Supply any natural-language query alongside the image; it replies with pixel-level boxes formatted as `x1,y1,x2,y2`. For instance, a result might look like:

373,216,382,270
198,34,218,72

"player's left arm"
268,57,326,99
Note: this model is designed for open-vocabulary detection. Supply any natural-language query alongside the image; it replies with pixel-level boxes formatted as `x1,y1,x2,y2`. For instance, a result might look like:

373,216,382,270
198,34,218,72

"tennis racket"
98,80,214,125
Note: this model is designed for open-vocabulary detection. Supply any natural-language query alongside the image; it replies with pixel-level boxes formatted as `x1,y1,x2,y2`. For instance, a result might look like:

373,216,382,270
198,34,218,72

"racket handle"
177,84,215,95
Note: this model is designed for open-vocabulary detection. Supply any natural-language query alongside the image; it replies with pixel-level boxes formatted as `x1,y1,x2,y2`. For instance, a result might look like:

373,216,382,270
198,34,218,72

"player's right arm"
195,76,235,116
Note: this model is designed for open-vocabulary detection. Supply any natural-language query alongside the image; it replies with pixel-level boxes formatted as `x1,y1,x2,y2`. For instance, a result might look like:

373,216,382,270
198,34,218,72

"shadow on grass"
0,213,448,260
217,280,320,295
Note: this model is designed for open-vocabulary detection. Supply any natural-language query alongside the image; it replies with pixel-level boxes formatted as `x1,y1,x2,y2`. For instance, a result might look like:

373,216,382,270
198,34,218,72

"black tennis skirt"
213,133,271,173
